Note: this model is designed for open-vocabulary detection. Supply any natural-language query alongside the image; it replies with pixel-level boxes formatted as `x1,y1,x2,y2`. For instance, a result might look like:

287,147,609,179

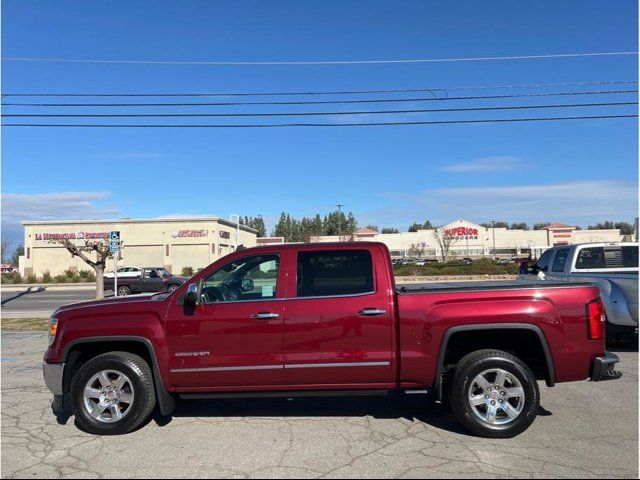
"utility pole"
229,214,240,250
491,220,496,260
336,204,343,242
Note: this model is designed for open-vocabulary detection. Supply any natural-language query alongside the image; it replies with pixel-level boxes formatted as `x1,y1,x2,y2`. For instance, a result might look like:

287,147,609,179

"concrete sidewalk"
1,283,97,293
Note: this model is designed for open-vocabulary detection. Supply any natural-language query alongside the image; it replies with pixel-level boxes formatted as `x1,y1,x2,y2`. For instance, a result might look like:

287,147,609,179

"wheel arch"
62,336,175,415
433,323,555,401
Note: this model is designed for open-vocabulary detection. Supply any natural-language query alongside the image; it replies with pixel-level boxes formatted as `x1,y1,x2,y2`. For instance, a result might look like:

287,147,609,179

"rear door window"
575,247,605,269
552,248,570,272
297,250,374,297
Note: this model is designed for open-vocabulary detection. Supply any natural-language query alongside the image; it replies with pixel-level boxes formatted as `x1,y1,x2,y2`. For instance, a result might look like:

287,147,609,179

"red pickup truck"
44,242,621,438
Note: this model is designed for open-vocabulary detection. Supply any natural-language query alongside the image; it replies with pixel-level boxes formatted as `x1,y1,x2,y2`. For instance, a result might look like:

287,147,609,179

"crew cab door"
139,269,164,293
283,246,395,386
165,251,287,388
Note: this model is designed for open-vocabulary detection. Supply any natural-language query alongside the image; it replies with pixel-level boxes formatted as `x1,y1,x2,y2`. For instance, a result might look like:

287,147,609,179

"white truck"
522,242,638,345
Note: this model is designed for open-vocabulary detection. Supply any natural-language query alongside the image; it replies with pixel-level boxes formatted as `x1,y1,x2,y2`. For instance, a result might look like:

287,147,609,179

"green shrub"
26,274,37,284
71,274,82,283
42,271,52,283
393,261,518,277
85,271,96,282
54,275,67,283
1,273,21,284
78,270,91,279
64,268,75,279
11,273,22,284
181,266,194,276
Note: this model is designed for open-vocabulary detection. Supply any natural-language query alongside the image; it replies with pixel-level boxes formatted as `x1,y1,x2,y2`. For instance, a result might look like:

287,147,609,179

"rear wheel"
71,352,156,435
449,349,539,438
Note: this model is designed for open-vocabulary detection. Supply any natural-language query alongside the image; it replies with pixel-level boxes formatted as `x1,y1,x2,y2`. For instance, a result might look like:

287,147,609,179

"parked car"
45,242,620,437
521,242,638,345
103,267,144,278
1,263,17,274
103,267,188,296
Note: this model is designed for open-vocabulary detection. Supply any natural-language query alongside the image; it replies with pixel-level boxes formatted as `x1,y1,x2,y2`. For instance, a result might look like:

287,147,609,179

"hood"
53,293,158,316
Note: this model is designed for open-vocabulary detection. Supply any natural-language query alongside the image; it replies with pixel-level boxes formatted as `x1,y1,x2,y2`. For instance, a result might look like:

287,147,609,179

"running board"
179,389,430,400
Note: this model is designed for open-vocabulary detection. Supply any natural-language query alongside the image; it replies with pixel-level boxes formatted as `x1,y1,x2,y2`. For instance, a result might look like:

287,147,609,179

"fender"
62,336,175,416
433,323,556,400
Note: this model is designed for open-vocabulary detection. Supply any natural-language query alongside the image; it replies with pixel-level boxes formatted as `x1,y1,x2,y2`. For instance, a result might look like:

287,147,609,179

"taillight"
587,299,606,340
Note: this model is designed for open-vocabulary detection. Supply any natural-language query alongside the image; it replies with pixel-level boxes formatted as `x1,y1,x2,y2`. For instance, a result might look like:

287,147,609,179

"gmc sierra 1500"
44,242,621,437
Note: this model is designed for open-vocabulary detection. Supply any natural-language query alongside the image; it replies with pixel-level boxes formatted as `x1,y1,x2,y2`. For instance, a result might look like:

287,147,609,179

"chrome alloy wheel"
468,368,525,425
117,286,130,296
83,370,135,424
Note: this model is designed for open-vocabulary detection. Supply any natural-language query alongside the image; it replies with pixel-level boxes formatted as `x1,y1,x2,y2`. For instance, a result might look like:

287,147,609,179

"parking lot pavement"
1,332,638,479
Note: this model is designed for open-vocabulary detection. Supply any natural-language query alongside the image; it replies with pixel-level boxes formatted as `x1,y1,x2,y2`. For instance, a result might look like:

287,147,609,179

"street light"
336,204,343,242
229,214,240,250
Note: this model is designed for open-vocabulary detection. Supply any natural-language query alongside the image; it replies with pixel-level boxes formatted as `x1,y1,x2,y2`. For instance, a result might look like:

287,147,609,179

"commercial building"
302,219,626,259
20,217,257,277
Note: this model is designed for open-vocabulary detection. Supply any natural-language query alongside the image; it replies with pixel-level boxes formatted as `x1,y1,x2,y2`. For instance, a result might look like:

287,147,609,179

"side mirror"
184,283,199,305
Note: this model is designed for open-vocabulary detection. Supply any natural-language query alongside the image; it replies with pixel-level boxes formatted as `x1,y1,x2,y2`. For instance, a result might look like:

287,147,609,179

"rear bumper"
590,352,622,382
43,362,65,395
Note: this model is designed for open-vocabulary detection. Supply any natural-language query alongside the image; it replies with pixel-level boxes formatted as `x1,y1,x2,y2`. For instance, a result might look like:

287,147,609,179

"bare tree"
433,227,458,263
1,238,8,263
407,243,426,259
51,238,112,299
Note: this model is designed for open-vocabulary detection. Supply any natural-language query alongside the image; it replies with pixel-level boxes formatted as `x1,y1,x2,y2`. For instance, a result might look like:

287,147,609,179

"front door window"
201,254,280,303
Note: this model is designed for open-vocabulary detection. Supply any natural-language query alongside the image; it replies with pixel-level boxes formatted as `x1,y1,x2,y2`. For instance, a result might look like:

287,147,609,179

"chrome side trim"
285,361,390,369
171,365,282,373
171,361,391,373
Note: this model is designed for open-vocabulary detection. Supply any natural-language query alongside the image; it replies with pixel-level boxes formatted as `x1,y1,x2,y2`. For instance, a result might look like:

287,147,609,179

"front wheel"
117,285,131,296
449,349,539,438
71,352,156,435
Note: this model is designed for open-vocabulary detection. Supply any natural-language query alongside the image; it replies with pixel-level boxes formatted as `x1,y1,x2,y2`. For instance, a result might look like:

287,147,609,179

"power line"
3,101,636,118
1,51,637,65
3,89,637,108
3,114,636,128
2,80,637,98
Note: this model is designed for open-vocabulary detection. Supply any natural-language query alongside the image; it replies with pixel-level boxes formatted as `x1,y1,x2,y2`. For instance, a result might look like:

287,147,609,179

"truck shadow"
153,396,554,437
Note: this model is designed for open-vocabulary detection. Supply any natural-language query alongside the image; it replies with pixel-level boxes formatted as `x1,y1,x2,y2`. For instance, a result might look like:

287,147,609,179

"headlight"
48,317,58,346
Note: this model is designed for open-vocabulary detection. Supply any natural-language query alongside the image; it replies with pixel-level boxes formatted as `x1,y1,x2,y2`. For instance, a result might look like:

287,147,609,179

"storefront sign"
444,227,479,240
35,232,109,241
171,229,208,238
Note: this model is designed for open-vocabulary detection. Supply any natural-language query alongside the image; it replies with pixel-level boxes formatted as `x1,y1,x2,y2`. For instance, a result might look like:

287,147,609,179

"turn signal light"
48,317,58,346
587,299,606,340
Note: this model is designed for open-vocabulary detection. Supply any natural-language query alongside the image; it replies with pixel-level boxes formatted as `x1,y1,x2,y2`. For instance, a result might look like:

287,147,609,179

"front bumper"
590,352,622,382
43,362,65,395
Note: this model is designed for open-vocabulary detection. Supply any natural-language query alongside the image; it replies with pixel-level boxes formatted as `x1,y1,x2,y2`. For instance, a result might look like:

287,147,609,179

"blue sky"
2,0,638,247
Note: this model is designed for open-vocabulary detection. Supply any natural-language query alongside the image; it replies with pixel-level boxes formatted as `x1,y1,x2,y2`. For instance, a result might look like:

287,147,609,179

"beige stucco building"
21,217,257,277
302,219,625,259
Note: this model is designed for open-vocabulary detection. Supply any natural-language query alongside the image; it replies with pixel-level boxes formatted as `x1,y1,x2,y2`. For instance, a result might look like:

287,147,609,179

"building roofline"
20,216,258,233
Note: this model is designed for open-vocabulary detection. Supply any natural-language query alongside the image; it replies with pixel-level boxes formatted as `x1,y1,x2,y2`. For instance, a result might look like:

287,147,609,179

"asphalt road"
1,287,111,317
1,332,637,479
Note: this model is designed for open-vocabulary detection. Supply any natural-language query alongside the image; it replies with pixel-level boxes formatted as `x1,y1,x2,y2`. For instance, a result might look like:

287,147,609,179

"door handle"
251,312,280,320
358,308,387,316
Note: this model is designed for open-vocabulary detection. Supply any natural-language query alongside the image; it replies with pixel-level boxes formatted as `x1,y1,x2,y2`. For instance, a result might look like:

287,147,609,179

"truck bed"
397,279,593,293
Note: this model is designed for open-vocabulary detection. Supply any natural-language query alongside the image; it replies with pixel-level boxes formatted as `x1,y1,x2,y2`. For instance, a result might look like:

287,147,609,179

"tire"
117,285,131,296
71,352,156,435
449,349,539,438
